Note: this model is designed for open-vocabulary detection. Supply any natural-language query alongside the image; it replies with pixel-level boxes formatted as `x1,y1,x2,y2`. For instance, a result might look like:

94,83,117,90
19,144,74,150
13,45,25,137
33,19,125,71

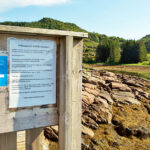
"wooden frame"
0,25,88,150
0,33,59,133
0,25,87,38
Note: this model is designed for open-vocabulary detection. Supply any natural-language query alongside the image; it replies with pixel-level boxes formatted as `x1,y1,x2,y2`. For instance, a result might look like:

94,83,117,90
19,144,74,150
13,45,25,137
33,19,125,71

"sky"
0,0,150,40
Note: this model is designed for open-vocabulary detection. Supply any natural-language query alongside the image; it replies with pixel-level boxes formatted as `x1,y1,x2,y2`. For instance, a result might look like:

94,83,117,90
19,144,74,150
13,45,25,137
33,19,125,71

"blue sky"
0,0,149,40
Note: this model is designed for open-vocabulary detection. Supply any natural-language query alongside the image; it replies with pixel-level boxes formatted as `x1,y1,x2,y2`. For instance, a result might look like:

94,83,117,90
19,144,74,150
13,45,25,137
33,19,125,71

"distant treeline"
1,17,149,64
96,39,148,64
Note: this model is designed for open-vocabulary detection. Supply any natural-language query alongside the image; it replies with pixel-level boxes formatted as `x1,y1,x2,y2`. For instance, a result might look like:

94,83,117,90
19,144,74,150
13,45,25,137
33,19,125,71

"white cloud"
0,0,70,13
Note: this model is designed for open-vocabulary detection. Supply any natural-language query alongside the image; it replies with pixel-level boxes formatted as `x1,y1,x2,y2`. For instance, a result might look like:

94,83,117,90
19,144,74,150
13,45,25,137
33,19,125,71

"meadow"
83,64,150,80
83,53,150,80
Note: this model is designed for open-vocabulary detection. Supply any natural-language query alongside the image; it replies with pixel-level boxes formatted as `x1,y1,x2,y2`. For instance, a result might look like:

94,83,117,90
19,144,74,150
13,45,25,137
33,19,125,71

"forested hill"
0,17,149,63
0,17,125,42
0,17,87,32
0,17,126,62
140,35,150,53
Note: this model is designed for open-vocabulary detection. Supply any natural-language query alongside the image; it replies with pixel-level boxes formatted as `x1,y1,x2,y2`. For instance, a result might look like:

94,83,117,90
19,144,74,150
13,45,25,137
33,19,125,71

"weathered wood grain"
58,37,66,150
71,38,83,150
0,25,88,38
0,132,17,150
64,35,73,150
58,36,82,150
26,128,43,150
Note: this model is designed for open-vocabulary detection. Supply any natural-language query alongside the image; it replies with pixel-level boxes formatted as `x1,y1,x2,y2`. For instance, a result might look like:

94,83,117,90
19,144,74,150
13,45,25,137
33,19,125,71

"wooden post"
0,132,17,150
59,36,66,150
71,38,83,150
26,128,43,150
59,36,83,150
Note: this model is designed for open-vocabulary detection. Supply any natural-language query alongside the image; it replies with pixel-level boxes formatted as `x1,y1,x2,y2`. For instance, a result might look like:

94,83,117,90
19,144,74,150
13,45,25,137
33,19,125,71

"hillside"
1,17,149,63
141,35,150,53
0,17,125,62
0,17,86,32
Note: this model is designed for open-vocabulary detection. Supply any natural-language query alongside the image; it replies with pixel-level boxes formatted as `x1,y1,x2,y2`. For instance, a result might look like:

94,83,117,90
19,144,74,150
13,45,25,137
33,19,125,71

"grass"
123,61,150,66
83,61,150,67
83,38,99,49
148,53,150,60
83,64,150,80
84,61,150,67
83,53,150,66
120,53,150,66
123,54,150,66
105,70,150,80
83,53,150,79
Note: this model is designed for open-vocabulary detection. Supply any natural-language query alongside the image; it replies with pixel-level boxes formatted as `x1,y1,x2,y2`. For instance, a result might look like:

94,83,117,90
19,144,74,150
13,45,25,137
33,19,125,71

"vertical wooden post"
26,128,43,150
0,132,17,150
59,36,83,150
71,38,83,150
59,37,66,150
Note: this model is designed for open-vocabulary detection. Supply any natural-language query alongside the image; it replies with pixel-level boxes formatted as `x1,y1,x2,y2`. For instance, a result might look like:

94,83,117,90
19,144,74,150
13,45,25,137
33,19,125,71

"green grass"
83,53,150,66
83,59,150,66
84,38,99,49
83,61,150,67
123,61,150,66
104,69,150,80
123,54,150,66
83,63,150,80
148,53,150,59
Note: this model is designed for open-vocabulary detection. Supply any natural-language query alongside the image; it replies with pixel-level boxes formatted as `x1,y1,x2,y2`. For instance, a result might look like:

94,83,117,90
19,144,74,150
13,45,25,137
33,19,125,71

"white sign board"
8,38,56,108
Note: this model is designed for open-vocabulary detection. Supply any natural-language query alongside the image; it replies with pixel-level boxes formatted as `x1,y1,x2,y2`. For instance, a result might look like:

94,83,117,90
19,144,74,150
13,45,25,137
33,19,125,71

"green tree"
96,38,110,62
107,40,121,63
121,40,138,63
96,39,121,63
137,41,148,62
121,40,148,63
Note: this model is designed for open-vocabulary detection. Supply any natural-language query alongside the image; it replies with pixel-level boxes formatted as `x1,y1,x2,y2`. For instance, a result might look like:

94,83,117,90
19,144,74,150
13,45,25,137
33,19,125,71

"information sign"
9,38,56,108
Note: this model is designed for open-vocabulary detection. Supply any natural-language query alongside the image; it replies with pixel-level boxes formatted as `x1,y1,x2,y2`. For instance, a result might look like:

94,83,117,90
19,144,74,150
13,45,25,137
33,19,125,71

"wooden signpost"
0,25,88,150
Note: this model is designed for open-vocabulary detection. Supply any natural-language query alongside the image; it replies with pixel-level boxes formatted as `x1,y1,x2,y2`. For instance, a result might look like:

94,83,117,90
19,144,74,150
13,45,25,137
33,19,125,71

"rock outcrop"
44,69,150,150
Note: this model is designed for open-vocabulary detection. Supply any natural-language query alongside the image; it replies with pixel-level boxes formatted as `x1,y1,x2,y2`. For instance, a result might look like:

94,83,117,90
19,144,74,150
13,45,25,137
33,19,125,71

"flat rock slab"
99,92,113,105
82,91,95,104
112,91,141,105
110,82,132,92
82,125,94,138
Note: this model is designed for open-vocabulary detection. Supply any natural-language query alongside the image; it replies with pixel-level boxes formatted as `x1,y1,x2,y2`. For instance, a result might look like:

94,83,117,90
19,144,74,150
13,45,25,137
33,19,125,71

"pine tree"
107,40,121,63
96,39,121,63
121,40,138,63
121,40,148,63
137,41,148,62
96,38,110,62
